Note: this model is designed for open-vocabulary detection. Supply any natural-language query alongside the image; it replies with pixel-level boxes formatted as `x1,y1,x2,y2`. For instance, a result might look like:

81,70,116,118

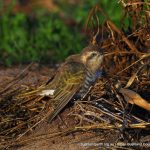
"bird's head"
80,44,103,73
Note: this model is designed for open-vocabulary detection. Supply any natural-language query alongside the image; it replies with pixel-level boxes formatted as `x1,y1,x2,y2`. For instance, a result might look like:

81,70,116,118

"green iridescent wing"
47,61,86,123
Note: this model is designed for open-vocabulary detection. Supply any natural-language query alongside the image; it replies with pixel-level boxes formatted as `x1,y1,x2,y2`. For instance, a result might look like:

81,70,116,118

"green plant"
0,12,85,65
0,13,28,65
0,0,123,66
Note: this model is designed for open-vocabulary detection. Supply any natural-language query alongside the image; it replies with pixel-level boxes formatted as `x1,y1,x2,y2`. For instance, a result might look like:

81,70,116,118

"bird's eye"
91,53,97,57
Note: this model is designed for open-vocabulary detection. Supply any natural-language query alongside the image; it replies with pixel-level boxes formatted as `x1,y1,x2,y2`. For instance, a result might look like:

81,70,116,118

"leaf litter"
0,1,150,149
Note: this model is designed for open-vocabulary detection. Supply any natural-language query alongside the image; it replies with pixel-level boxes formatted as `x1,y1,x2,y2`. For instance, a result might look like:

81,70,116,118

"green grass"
0,0,123,66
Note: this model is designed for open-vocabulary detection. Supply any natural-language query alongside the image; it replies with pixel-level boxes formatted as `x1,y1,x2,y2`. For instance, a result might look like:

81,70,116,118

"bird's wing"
47,62,86,123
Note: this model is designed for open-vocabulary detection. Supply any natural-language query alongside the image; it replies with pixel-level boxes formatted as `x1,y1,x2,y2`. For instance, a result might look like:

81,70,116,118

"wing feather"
47,62,86,123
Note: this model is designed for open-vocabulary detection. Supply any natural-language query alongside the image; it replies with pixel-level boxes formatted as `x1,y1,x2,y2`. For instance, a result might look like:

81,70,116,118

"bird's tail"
15,85,49,105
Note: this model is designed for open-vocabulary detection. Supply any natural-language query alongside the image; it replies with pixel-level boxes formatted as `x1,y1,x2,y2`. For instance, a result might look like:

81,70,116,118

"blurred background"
0,0,122,66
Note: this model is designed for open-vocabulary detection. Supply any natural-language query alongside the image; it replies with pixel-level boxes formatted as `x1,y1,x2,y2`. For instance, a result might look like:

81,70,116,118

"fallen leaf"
119,88,150,111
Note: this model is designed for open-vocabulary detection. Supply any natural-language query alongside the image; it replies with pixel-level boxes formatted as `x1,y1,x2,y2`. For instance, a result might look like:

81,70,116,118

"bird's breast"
76,71,97,98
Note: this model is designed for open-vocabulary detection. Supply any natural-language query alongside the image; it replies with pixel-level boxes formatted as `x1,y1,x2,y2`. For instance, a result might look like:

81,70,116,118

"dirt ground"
0,64,120,150
0,64,149,150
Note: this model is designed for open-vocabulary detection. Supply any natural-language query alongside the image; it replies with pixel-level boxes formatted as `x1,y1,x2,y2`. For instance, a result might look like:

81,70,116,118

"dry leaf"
119,88,150,111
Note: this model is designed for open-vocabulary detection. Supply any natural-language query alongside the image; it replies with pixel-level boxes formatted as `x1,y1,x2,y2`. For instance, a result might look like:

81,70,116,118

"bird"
20,44,103,123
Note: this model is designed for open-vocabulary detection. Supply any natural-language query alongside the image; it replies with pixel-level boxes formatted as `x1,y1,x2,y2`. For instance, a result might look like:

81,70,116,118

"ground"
0,64,149,150
0,64,118,150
